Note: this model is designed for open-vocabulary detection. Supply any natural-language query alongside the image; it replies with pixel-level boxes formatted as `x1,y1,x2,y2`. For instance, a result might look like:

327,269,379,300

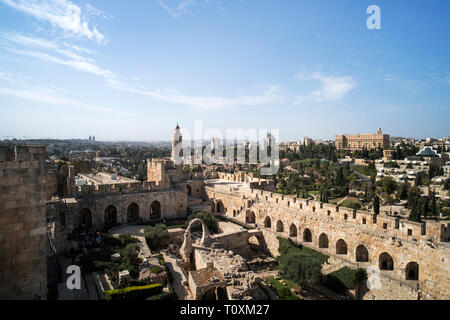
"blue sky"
0,0,449,141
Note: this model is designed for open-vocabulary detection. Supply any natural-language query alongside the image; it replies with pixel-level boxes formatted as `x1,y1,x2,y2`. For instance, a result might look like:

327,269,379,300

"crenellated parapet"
244,188,449,244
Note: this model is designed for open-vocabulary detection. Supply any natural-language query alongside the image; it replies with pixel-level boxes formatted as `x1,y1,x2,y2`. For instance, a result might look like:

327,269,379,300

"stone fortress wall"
0,146,47,300
203,178,450,300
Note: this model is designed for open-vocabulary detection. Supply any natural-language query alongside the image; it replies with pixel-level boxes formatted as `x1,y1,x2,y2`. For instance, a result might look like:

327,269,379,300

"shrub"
278,253,322,287
105,283,163,300
151,266,163,274
144,224,169,250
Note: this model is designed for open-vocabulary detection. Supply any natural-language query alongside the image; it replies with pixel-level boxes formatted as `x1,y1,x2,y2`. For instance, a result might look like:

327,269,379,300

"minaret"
171,123,182,162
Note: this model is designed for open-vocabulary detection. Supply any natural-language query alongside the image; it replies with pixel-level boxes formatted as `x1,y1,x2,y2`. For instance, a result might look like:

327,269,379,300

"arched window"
186,184,192,195
150,201,161,219
276,220,284,232
303,228,312,242
356,244,369,262
336,239,347,255
104,205,117,226
379,252,394,271
264,216,271,228
318,233,329,248
246,211,256,224
127,203,139,222
289,224,297,237
405,262,419,280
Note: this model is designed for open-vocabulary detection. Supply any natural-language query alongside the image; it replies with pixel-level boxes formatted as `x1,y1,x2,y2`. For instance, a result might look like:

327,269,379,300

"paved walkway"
162,252,193,300
110,225,152,258
57,257,91,300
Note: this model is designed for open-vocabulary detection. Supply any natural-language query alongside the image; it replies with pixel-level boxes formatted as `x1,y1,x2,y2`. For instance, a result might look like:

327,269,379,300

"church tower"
171,123,182,162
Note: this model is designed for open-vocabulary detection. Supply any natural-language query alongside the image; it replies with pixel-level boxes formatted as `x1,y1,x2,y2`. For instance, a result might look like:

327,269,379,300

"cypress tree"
373,194,380,215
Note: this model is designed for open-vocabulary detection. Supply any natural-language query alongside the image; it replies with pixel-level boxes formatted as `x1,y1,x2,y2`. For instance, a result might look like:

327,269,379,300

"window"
383,223,388,230
407,229,412,236
362,218,366,225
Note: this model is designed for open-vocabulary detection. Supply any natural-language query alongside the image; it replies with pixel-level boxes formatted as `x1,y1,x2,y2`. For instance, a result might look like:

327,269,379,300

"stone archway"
303,228,312,242
336,239,347,255
318,233,329,248
289,224,297,237
356,244,369,262
216,201,224,213
127,203,139,222
276,220,284,232
246,211,256,224
150,201,161,219
405,262,419,280
79,208,92,226
180,218,211,269
104,205,117,226
379,252,394,271
264,216,271,228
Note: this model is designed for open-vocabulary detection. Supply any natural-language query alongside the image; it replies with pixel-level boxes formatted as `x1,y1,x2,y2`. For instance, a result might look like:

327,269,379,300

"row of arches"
263,216,419,280
79,201,162,227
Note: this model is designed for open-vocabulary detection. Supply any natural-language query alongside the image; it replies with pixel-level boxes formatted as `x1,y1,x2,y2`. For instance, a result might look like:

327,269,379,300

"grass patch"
338,198,362,210
266,277,300,300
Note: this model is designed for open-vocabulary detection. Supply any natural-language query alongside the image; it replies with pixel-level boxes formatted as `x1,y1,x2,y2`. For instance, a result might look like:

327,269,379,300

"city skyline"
0,0,449,141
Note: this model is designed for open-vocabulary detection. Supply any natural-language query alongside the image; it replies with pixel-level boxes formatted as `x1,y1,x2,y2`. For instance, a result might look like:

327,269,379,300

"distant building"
300,136,313,146
335,128,390,151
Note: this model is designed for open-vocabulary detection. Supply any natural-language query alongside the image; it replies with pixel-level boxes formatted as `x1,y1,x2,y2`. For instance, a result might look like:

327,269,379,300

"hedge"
106,283,163,300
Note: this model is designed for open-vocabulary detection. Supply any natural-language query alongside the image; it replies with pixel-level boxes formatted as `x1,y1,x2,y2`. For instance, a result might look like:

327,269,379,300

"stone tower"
0,145,47,299
171,123,182,163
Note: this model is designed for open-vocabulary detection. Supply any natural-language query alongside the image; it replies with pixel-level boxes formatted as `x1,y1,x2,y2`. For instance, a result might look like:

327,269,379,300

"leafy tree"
144,224,169,250
278,253,322,286
382,177,397,203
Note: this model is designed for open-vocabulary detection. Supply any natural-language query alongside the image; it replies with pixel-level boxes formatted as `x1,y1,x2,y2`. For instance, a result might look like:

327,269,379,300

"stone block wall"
0,146,47,299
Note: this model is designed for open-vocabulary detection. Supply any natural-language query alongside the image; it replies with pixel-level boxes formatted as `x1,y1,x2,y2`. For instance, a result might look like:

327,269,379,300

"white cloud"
157,0,197,17
0,72,130,115
295,72,357,103
0,0,106,43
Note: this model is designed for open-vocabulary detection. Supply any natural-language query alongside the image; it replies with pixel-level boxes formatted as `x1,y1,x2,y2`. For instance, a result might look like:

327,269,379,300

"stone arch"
246,211,256,224
379,252,394,271
405,262,419,280
289,224,297,237
318,233,329,248
104,205,117,226
276,220,284,232
186,184,192,195
355,244,369,262
216,201,224,213
79,208,92,226
127,203,139,222
180,218,211,268
264,216,271,228
336,239,347,255
303,228,312,242
150,201,161,219
248,235,261,251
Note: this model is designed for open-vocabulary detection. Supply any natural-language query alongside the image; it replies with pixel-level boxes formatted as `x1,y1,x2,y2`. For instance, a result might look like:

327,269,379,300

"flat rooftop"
204,179,251,193
77,172,137,185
